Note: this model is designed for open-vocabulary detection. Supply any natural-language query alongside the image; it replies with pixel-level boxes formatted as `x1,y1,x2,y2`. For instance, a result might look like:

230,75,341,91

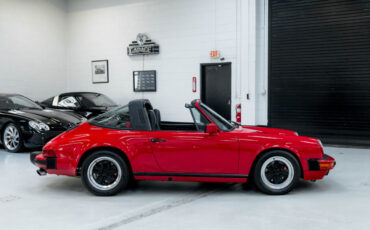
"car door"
148,106,239,174
149,130,239,174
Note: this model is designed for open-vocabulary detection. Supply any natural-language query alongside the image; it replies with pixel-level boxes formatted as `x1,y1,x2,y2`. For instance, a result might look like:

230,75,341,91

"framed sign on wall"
91,60,109,84
127,33,160,56
133,70,156,92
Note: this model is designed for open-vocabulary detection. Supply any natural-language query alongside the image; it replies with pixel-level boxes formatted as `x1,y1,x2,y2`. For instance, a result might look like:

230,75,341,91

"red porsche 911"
31,99,335,196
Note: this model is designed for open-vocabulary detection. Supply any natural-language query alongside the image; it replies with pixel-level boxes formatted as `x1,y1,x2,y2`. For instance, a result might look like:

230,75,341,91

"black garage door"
269,0,370,145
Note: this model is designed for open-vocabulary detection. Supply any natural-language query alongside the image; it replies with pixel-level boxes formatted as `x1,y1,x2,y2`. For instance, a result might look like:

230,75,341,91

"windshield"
0,95,42,110
189,107,210,132
89,105,131,130
200,102,234,131
77,93,117,107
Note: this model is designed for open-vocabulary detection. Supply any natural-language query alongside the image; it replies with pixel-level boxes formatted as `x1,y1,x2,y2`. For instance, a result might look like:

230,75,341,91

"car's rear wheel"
81,150,129,196
253,150,301,195
2,123,23,153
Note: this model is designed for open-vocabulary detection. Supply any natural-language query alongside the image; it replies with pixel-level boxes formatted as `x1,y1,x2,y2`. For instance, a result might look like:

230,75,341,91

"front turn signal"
319,161,335,170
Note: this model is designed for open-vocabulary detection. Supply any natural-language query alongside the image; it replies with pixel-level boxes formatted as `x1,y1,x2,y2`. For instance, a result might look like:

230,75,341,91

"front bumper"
30,151,57,169
304,154,336,180
308,154,336,171
24,131,64,148
24,130,64,148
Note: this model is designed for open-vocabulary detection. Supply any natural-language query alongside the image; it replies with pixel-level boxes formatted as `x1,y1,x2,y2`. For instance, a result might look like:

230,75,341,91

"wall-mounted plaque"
127,33,160,56
133,70,156,92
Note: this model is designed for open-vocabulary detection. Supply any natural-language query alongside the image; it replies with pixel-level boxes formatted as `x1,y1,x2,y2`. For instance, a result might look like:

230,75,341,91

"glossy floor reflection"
0,146,369,230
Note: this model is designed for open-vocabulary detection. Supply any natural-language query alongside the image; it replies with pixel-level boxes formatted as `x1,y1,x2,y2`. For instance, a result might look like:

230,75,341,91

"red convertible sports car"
31,99,335,196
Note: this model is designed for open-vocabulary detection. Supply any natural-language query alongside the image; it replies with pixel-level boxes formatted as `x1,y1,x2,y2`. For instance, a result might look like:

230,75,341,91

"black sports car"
40,92,118,118
0,94,84,153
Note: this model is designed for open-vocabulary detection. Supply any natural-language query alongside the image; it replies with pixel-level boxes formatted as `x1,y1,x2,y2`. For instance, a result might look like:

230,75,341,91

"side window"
90,105,132,130
75,95,93,107
190,107,210,132
58,96,79,108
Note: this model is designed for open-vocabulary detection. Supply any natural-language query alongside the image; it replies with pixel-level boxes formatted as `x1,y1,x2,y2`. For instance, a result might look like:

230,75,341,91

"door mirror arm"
206,123,218,135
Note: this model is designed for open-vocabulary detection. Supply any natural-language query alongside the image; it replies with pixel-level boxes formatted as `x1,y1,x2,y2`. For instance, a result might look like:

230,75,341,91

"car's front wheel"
253,150,301,195
2,123,24,153
81,150,129,196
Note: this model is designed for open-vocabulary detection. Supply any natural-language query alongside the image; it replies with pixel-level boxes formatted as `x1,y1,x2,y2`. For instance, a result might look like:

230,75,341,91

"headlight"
294,132,299,136
29,120,50,132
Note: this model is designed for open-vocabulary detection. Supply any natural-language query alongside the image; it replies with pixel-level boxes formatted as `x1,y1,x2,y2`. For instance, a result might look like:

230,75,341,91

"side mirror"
206,123,218,135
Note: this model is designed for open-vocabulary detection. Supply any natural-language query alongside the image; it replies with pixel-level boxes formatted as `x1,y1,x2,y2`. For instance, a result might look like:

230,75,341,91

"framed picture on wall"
91,60,109,84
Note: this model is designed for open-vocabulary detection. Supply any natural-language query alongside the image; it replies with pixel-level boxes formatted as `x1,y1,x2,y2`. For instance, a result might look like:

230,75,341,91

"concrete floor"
0,146,369,230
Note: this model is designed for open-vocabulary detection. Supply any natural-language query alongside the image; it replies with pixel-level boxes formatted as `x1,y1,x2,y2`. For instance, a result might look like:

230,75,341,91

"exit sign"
210,50,220,58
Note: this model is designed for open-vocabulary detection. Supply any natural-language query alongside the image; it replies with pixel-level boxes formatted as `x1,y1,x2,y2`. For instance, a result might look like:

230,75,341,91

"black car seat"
148,110,160,130
154,109,161,126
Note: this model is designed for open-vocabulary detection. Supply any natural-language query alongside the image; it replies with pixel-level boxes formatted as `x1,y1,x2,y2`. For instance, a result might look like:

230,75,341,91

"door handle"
151,138,167,143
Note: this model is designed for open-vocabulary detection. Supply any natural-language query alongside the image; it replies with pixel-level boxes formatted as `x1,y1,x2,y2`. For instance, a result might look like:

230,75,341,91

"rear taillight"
236,104,241,123
43,149,56,157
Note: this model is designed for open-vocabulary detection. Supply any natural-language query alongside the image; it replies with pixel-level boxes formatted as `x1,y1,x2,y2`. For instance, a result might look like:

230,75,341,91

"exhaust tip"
37,169,47,176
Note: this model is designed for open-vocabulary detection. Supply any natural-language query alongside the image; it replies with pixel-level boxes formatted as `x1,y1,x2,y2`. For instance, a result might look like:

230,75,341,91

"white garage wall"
0,0,268,124
255,0,268,125
66,0,239,121
0,0,67,101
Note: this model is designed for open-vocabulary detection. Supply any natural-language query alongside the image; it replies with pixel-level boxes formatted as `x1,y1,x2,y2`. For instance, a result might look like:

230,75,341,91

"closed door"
201,63,231,120
149,131,239,174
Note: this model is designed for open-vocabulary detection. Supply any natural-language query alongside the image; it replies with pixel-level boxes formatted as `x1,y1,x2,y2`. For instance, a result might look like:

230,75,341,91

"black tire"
253,150,301,195
81,150,130,196
2,123,24,153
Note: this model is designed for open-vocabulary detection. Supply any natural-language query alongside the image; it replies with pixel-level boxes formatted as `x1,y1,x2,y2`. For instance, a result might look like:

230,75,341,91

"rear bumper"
30,151,57,169
30,151,76,176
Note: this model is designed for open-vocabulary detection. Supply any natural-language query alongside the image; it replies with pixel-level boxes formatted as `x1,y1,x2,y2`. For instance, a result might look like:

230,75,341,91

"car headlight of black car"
29,120,50,132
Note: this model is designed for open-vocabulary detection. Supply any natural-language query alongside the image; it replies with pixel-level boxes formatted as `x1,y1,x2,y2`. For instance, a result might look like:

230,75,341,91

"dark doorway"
269,0,370,145
201,63,231,120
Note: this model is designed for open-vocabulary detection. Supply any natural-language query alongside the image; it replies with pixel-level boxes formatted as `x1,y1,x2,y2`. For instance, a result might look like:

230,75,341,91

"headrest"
147,110,157,130
154,109,161,122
